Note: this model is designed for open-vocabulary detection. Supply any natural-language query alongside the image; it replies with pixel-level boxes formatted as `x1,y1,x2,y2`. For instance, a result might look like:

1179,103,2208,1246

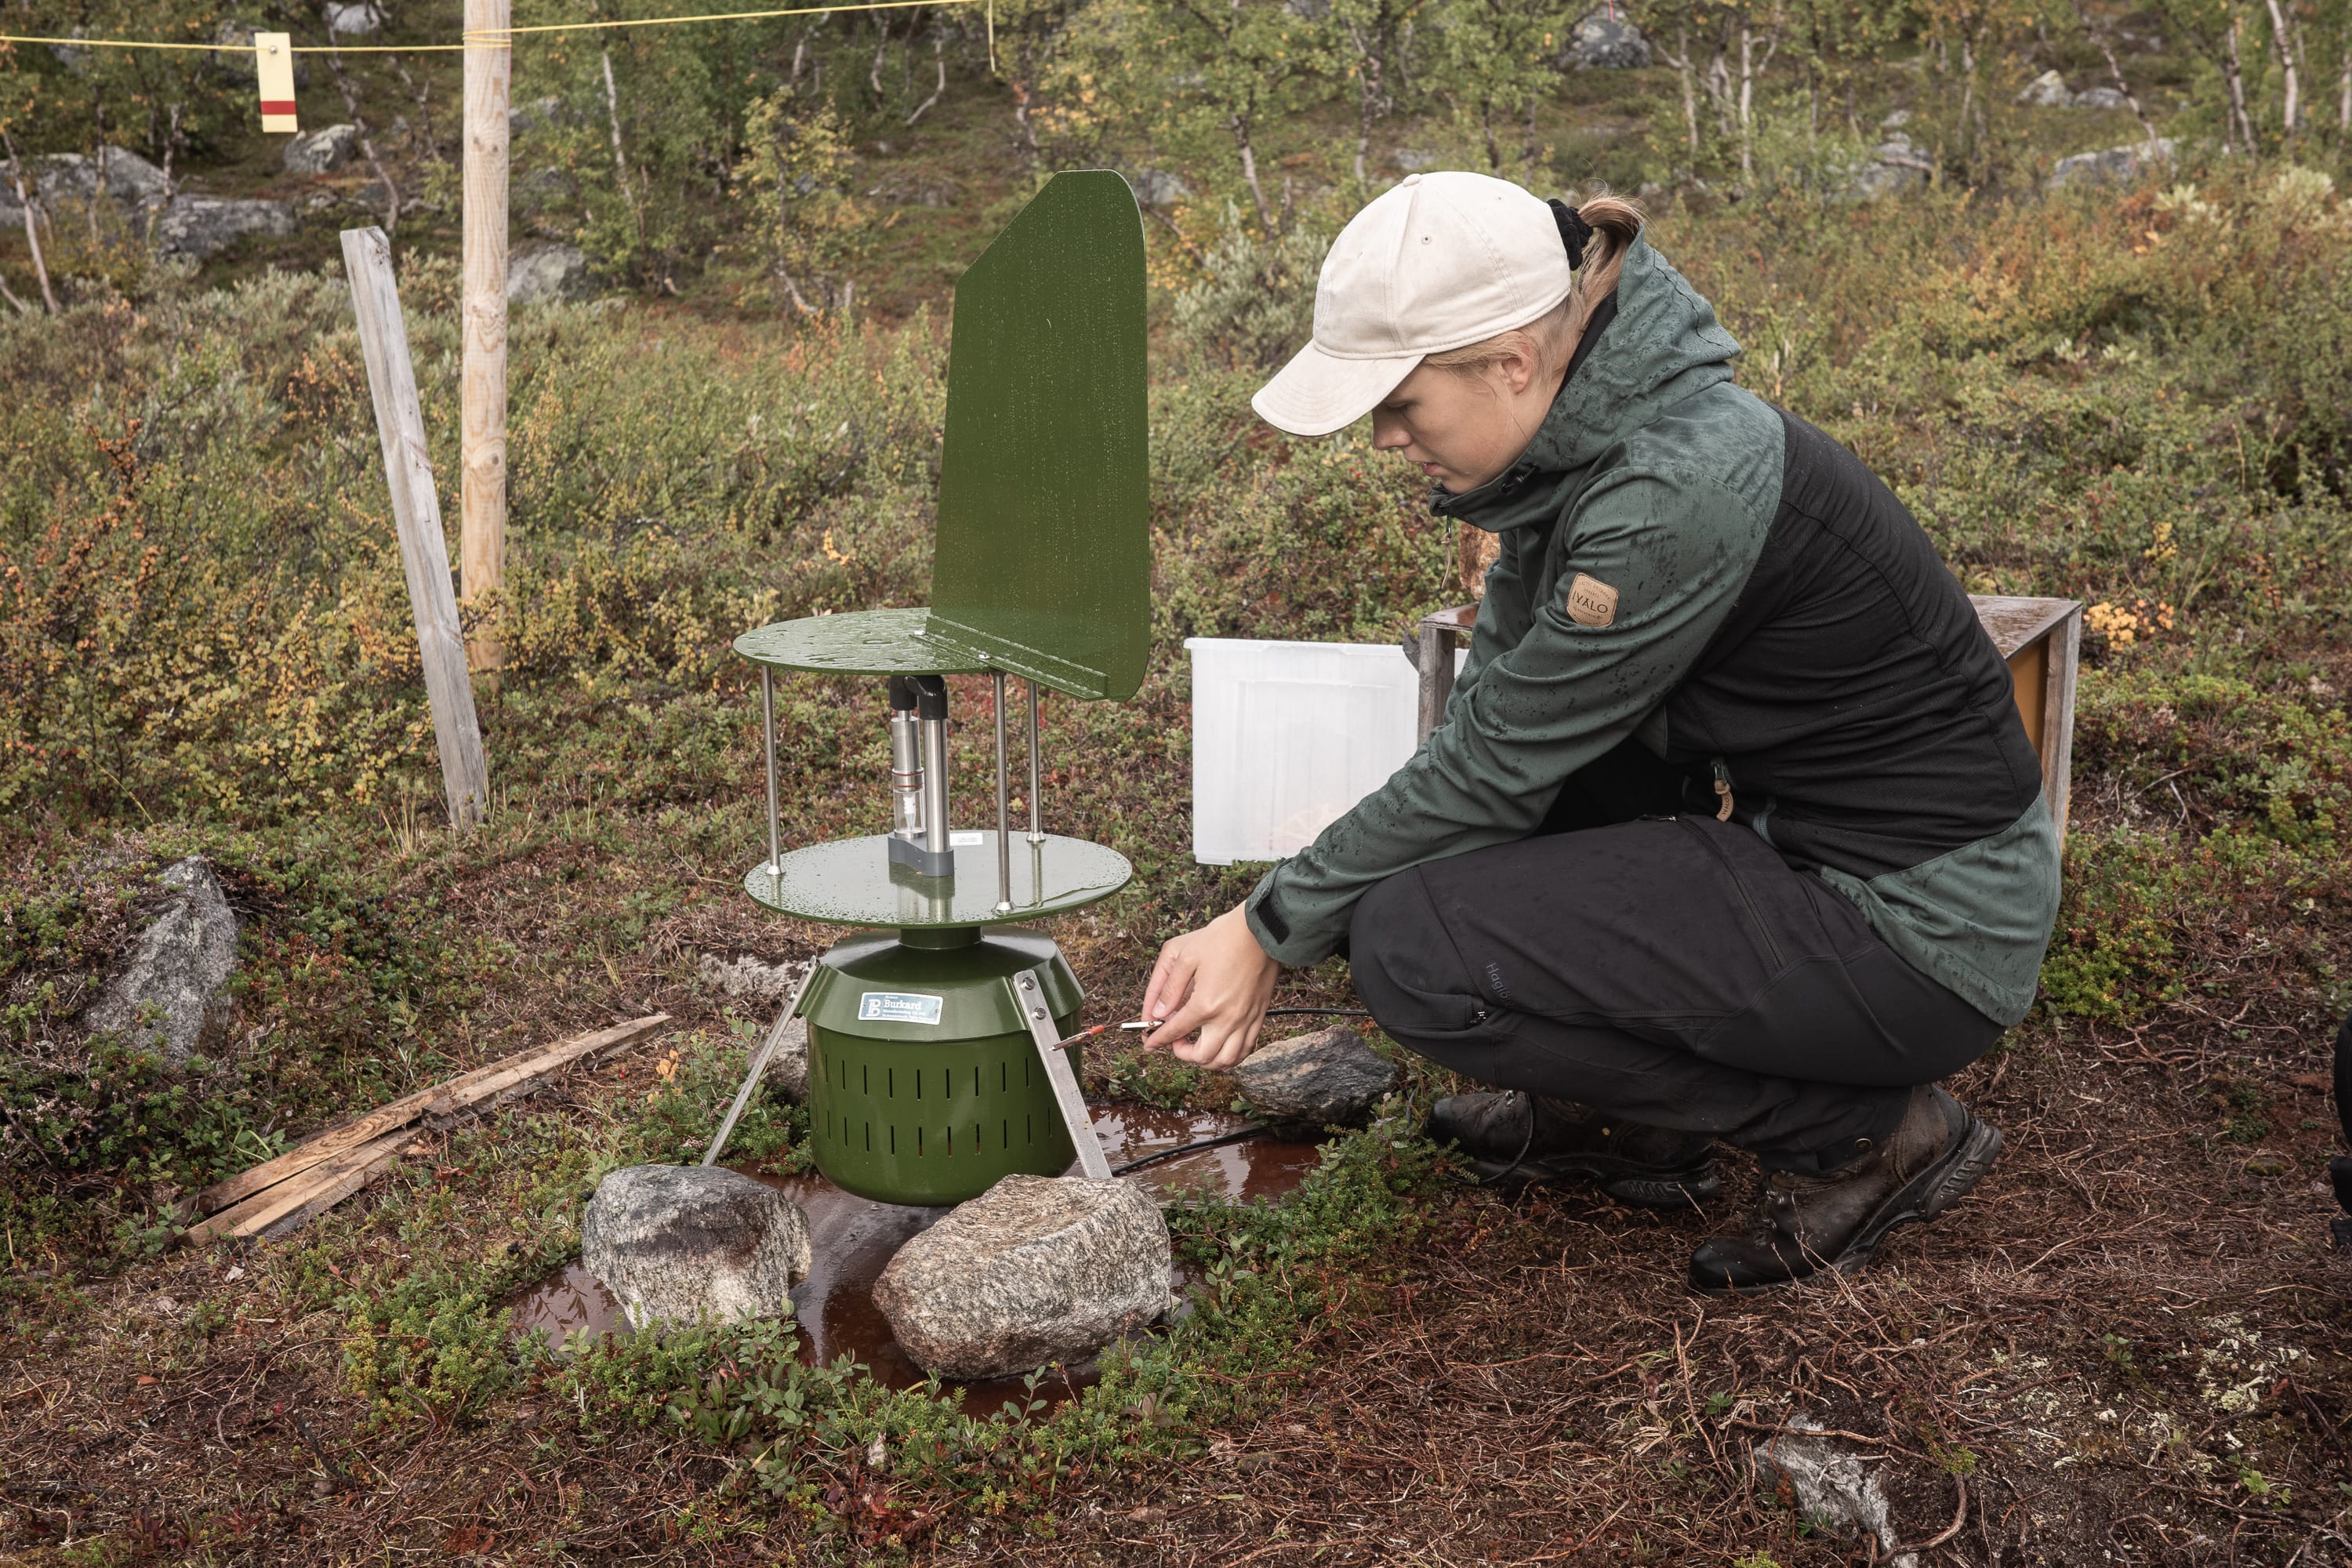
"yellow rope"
463,0,978,41
0,0,978,56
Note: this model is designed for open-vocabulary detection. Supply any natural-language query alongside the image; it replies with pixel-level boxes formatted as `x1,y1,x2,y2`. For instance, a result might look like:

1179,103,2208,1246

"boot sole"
1466,1154,1722,1209
1692,1116,2003,1297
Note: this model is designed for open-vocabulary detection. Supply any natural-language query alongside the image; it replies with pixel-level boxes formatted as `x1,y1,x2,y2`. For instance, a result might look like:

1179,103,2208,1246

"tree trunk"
1,129,57,314
2339,39,2350,130
1232,117,1273,233
326,41,401,235
2226,18,2259,149
2261,0,2301,132
1675,25,1700,150
2084,19,2165,157
601,50,645,250
905,33,947,125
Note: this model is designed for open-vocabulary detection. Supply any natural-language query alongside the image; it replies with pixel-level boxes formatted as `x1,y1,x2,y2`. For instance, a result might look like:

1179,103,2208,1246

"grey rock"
2050,137,2174,187
2015,68,2073,107
1841,131,1933,201
582,1165,812,1331
509,96,566,133
284,123,361,176
83,857,239,1067
697,952,808,1003
508,240,590,306
1234,1026,1399,1128
2072,85,2129,111
873,1174,1172,1380
155,195,296,259
1751,1415,1918,1568
1394,149,1439,172
514,163,577,215
739,1014,810,1103
323,1,382,34
0,148,172,225
1880,108,1911,128
1566,9,1650,69
1127,168,1192,207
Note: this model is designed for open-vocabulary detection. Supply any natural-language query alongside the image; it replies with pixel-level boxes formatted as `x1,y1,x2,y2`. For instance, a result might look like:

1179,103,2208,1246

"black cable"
1110,1125,1270,1175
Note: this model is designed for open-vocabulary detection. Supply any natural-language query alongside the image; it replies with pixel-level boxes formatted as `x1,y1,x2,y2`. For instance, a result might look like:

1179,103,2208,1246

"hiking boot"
1426,1091,1719,1207
1687,1084,2002,1296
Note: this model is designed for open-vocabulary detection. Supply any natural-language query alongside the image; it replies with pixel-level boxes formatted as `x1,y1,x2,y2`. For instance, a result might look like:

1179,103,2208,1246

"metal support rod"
1010,971,1112,1179
702,960,818,1167
760,667,781,875
1025,678,1044,843
991,672,1013,913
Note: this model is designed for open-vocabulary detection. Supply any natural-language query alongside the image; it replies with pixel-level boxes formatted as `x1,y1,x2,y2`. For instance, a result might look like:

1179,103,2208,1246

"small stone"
1233,1026,1399,1129
697,953,808,1003
1751,1416,1917,1568
155,195,295,260
83,857,239,1068
582,1166,811,1331
1566,9,1650,69
873,1174,1172,1381
323,1,381,35
284,124,360,176
2016,68,2073,107
2073,85,2129,110
762,1015,810,1103
508,96,565,133
1127,169,1191,207
2050,138,2174,188
507,240,590,307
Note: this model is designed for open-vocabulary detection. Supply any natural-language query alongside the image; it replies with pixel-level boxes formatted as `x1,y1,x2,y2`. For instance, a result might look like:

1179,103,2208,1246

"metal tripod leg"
702,961,818,1168
1008,970,1112,1179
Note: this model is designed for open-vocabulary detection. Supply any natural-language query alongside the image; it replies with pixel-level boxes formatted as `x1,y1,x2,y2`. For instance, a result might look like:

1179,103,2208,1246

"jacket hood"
1436,237,1744,531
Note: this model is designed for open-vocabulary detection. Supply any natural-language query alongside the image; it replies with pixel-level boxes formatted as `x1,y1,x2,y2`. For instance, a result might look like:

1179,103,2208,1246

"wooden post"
342,227,491,830
461,0,510,683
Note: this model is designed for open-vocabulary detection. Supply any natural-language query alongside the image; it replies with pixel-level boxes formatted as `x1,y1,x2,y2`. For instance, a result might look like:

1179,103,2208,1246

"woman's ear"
1495,332,1543,397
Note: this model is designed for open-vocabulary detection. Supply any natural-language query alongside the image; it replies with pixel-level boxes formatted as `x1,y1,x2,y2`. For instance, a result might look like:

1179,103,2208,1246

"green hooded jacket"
1241,237,2060,1027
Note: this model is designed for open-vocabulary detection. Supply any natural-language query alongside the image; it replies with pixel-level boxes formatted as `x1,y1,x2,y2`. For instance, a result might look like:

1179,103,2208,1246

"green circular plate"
744,833,1132,928
733,609,991,677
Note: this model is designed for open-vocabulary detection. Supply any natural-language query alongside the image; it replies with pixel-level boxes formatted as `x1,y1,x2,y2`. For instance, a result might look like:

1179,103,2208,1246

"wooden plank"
342,225,492,830
1969,593,2078,660
460,0,510,684
254,1131,421,1241
194,1013,670,1216
188,1128,417,1244
2041,604,2082,844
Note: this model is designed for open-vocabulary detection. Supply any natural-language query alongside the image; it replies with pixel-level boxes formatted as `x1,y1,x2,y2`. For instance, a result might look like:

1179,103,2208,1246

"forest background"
4,0,2352,1559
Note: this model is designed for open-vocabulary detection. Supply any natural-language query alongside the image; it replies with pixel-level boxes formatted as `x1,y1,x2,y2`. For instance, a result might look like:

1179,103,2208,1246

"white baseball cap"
1251,172,1577,438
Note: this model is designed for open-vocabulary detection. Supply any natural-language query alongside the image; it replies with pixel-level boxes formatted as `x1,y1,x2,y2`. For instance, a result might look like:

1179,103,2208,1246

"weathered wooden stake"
461,0,510,683
342,226,491,830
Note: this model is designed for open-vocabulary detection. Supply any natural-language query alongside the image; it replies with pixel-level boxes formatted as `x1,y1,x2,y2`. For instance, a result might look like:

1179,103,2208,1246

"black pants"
1349,743,2003,1174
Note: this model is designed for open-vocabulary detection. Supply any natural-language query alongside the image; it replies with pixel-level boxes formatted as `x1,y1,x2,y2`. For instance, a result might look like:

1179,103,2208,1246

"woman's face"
1369,344,1555,494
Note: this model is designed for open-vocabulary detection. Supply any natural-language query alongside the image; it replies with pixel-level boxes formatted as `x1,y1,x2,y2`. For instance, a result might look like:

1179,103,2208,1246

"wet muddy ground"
508,1105,1321,1410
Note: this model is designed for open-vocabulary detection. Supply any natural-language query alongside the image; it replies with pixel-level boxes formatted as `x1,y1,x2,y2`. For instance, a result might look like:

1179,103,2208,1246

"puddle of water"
509,1104,1320,1411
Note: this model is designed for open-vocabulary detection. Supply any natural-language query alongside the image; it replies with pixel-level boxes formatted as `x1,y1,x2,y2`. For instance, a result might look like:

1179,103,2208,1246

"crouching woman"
1140,172,2059,1294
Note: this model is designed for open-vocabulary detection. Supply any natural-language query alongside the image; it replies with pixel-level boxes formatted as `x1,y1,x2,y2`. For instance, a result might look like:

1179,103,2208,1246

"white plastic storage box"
1185,637,1459,866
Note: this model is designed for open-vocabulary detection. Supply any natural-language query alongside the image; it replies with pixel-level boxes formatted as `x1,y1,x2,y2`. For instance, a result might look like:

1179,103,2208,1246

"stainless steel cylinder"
760,667,780,874
919,714,949,857
888,709,924,839
1026,678,1044,844
992,672,1013,913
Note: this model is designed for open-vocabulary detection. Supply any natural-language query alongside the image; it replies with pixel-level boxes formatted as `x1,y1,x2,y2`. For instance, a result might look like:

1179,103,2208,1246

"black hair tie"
1548,198,1592,270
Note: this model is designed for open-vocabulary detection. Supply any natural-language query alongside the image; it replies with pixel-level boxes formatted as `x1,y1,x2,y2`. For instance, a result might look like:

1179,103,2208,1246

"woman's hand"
1140,905,1280,1071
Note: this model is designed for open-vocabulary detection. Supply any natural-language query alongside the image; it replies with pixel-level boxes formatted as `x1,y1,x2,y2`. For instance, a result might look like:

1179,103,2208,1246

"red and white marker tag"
254,33,298,133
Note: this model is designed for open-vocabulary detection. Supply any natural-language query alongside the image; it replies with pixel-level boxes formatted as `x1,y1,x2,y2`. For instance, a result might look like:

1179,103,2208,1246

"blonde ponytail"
1424,192,1645,385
